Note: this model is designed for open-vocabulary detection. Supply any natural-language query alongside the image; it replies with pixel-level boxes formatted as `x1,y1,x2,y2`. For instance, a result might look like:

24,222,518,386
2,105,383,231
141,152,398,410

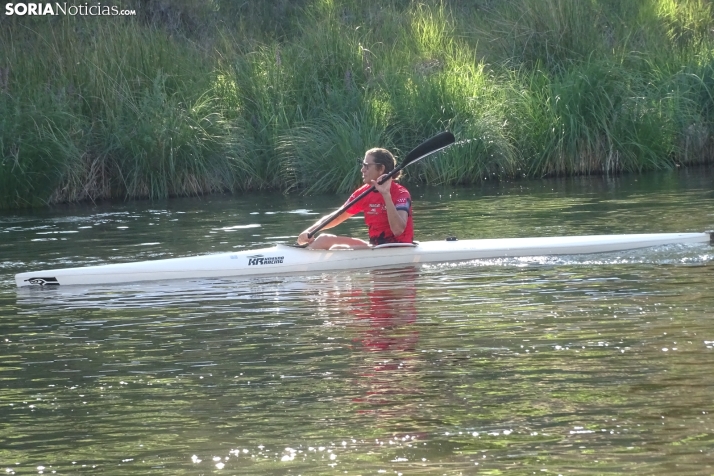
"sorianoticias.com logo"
4,3,136,16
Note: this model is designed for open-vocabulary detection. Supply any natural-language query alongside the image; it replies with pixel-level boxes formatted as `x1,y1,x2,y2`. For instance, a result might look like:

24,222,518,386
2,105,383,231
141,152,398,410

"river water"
1,168,713,475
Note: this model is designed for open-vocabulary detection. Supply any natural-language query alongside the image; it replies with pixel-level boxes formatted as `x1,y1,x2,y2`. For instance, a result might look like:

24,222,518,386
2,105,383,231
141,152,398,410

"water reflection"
2,168,714,474
346,268,421,427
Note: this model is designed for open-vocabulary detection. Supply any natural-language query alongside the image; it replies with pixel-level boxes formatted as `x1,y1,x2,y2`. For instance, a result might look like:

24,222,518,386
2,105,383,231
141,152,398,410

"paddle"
305,131,456,240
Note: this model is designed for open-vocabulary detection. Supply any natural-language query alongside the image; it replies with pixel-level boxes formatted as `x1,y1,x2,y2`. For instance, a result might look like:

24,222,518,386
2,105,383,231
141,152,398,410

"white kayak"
15,232,712,287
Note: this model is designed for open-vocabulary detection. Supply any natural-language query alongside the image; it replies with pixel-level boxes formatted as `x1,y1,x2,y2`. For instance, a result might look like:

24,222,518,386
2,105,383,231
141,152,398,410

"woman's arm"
297,211,354,245
373,177,408,237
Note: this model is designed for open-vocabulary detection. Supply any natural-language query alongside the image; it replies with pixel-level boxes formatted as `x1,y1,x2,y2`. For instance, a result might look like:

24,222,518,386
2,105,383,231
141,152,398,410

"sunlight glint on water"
0,169,713,474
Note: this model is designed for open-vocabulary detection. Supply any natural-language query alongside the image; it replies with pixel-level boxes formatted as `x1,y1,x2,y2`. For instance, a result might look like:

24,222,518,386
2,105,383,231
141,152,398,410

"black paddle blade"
401,131,455,167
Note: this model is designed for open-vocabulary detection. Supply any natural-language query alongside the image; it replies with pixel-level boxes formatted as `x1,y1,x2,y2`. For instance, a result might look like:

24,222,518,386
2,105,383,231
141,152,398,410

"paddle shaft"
307,169,398,239
306,131,455,239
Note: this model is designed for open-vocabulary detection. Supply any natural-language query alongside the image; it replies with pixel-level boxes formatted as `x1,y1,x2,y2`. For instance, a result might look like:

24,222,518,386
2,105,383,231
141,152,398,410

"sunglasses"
359,160,381,168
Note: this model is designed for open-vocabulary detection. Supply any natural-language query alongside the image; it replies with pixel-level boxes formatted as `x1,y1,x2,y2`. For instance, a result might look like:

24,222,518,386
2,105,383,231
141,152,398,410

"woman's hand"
372,175,392,196
297,230,315,246
371,175,407,236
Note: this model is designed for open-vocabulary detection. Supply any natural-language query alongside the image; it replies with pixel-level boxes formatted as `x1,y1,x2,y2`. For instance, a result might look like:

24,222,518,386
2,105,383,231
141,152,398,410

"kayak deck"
14,232,712,287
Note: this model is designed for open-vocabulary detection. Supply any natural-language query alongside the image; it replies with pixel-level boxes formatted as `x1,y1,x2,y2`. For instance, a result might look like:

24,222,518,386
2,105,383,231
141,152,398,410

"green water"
1,169,713,475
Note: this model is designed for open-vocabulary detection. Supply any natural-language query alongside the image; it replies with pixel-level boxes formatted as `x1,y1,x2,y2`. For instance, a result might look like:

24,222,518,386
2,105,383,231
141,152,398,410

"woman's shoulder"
391,181,411,195
350,183,372,195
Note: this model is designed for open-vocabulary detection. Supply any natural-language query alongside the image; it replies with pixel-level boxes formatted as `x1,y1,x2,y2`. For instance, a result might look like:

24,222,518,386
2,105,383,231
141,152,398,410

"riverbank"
1,0,712,208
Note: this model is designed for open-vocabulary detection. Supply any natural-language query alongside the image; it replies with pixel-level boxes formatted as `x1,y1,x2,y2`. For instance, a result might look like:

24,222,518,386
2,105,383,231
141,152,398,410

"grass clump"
1,0,714,208
515,61,680,176
0,92,87,206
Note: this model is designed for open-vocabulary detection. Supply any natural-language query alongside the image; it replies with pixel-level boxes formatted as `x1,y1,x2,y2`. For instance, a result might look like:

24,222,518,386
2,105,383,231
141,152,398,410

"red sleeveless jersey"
344,182,414,245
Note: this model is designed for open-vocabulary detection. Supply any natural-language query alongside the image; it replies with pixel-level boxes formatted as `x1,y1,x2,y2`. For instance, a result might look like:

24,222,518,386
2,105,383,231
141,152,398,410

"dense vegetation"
1,0,713,208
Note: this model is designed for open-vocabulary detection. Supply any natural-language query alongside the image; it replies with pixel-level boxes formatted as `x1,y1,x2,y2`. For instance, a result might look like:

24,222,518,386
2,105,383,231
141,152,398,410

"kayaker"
297,148,414,249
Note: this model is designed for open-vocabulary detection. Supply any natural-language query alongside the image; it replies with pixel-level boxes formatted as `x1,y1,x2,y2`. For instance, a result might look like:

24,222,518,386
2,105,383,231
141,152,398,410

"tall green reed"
516,61,682,176
474,0,610,71
99,74,236,199
278,108,392,195
2,0,714,208
0,92,87,207
0,18,240,207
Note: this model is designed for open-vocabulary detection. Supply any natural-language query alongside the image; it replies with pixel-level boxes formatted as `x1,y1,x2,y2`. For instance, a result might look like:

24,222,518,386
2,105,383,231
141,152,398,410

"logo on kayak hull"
247,254,284,266
25,277,59,286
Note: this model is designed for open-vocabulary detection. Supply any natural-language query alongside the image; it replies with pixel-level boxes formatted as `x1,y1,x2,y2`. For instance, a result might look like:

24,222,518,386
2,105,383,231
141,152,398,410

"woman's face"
360,154,385,184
